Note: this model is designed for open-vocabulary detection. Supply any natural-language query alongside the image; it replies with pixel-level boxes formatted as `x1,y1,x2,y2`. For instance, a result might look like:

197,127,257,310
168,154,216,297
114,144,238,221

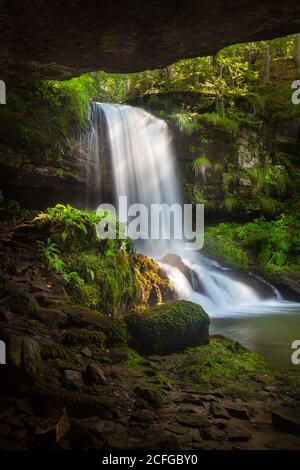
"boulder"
126,300,209,355
0,328,41,393
83,364,106,386
272,409,300,436
35,307,68,328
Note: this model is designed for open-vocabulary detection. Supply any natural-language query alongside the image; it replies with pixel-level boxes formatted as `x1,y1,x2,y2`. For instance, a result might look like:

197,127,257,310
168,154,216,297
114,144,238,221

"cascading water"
88,102,299,318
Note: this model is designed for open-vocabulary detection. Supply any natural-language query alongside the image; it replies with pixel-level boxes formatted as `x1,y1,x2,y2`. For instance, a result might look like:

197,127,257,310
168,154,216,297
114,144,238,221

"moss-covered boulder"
125,300,209,355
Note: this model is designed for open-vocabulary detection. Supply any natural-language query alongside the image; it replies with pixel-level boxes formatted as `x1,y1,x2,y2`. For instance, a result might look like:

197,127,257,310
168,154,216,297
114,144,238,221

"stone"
34,408,70,448
177,414,211,429
134,387,162,409
139,433,181,450
0,307,15,321
126,300,209,355
210,404,230,420
272,409,300,436
83,364,106,386
62,370,83,391
225,406,250,420
0,329,41,391
226,425,252,442
81,347,92,358
35,307,67,328
32,389,116,420
130,410,158,424
1,2,300,83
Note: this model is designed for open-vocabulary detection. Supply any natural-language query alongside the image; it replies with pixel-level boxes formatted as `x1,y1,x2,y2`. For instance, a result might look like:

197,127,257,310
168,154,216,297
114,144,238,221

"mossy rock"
125,300,209,355
130,253,174,307
63,329,105,350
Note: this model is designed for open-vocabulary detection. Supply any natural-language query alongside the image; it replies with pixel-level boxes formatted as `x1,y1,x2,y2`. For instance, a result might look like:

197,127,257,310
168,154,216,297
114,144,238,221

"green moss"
182,337,277,399
41,342,79,366
131,253,173,308
63,329,106,350
126,300,209,355
124,348,144,367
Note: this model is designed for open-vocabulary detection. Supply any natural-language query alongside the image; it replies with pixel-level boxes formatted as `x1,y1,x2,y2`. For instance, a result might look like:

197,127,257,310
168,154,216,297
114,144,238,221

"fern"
192,156,211,180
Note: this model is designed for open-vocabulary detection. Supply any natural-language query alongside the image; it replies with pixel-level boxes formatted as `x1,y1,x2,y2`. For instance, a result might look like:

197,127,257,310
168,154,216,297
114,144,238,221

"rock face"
125,300,210,355
1,1,300,82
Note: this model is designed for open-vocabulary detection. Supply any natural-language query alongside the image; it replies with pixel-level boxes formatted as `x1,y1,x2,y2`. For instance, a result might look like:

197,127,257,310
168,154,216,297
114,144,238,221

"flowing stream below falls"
86,102,300,368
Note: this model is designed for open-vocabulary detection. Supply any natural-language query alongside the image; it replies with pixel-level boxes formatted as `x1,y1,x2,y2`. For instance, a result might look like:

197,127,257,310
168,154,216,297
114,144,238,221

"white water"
89,102,300,318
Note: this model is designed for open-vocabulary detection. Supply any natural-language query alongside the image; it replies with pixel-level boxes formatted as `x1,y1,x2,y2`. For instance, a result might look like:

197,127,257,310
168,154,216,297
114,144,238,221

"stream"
87,102,300,369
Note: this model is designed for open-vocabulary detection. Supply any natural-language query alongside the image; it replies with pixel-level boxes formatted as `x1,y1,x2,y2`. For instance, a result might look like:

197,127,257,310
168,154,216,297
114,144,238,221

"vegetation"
182,337,277,398
205,209,300,277
32,204,171,315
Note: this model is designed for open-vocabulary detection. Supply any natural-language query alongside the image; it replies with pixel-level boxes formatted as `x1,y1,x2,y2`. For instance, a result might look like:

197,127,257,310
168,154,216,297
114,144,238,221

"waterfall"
88,102,299,317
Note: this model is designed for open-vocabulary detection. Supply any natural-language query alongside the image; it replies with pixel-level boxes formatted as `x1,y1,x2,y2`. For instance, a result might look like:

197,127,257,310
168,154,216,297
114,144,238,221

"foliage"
36,238,66,273
205,210,300,275
224,193,238,213
33,205,170,316
169,110,199,135
205,223,249,269
34,203,103,249
201,112,239,132
192,156,211,180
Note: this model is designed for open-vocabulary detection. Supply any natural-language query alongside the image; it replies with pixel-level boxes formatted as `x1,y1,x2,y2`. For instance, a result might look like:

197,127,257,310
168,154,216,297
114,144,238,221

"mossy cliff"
0,82,90,208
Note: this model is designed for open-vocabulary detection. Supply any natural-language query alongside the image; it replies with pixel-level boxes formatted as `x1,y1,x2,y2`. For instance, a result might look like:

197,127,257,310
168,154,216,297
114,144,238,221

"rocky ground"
0,222,300,451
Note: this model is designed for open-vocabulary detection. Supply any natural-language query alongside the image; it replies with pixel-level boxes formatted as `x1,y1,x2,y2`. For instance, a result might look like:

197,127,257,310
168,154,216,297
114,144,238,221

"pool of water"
210,310,300,369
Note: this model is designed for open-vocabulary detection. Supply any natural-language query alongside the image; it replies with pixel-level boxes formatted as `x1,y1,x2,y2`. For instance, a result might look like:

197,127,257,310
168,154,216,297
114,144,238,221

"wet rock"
272,409,300,436
35,307,67,328
83,364,106,386
126,300,209,355
161,253,193,284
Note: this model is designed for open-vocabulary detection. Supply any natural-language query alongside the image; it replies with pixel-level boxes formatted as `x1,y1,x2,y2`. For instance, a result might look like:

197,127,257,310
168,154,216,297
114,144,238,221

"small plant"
36,238,65,273
170,110,199,135
224,193,237,212
192,156,211,181
63,271,84,286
